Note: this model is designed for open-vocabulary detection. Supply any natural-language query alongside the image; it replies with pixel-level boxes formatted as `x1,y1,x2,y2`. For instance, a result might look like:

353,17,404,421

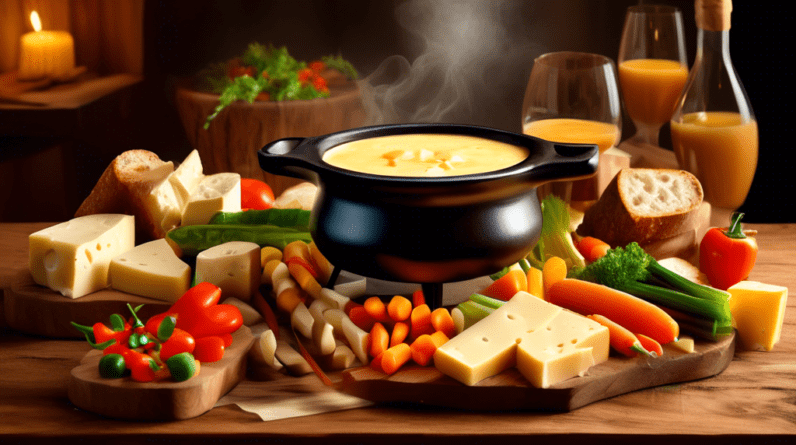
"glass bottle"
670,0,757,216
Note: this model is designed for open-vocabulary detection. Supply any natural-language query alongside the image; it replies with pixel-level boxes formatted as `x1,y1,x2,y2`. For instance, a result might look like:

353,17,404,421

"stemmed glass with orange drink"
521,51,622,204
618,4,688,149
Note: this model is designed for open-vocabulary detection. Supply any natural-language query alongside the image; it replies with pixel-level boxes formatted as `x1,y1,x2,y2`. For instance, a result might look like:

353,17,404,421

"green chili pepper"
98,354,127,379
166,224,313,257
166,352,198,382
208,208,311,228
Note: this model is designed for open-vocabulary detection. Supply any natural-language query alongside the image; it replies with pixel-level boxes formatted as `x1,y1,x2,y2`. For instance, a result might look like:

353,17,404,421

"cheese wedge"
195,241,260,301
169,149,204,209
728,281,789,351
145,179,182,239
108,238,191,302
516,309,609,388
433,292,562,386
181,172,241,226
29,214,135,298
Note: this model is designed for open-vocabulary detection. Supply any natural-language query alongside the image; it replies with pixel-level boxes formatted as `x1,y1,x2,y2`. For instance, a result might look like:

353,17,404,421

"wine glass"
618,4,688,149
521,51,622,204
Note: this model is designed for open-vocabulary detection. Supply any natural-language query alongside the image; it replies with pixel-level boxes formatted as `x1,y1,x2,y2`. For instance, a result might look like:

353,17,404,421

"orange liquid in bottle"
671,111,758,209
619,59,688,126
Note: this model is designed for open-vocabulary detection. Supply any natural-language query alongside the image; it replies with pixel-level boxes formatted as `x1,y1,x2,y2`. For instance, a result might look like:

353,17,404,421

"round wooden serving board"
4,272,172,338
339,332,735,412
68,325,254,420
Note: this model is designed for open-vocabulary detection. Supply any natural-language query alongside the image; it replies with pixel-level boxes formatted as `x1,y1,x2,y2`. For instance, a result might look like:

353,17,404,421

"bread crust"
577,168,703,247
75,150,174,241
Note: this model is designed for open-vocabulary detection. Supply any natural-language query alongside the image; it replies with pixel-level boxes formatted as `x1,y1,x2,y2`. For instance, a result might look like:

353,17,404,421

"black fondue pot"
258,124,597,309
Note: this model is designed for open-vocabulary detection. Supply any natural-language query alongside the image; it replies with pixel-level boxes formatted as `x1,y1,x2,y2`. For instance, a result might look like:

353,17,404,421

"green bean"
208,208,311,229
167,224,313,257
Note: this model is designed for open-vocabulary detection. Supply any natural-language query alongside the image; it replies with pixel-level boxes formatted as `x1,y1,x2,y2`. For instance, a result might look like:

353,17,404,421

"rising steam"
359,0,543,128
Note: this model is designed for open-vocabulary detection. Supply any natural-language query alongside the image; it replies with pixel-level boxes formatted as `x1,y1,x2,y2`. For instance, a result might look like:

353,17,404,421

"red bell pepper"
699,212,758,290
146,282,243,340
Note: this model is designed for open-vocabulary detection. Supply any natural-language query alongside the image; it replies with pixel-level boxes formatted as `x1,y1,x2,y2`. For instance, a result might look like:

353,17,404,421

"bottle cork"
695,0,732,31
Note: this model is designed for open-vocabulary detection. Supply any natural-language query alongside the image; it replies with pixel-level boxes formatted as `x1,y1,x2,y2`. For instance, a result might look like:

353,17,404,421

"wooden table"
1,222,794,444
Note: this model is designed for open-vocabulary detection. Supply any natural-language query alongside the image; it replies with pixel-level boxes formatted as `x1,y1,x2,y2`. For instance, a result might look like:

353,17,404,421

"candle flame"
30,11,42,32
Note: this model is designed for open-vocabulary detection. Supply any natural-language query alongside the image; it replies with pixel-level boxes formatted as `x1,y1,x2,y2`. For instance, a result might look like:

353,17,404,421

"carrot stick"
369,322,389,359
430,308,455,339
364,296,390,323
637,333,663,357
587,314,650,357
348,306,375,332
387,295,412,322
288,262,322,299
542,256,568,296
276,287,304,313
390,321,410,347
380,343,412,375
410,331,449,366
526,266,544,300
481,269,528,301
252,290,280,341
577,236,611,263
409,304,433,340
369,351,384,372
412,289,425,307
549,279,679,345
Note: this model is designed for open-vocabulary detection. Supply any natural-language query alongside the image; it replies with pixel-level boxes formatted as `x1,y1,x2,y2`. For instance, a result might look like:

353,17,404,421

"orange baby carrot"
410,331,449,366
577,236,611,263
526,266,544,300
380,343,412,375
430,308,455,339
412,289,425,307
390,321,410,347
548,279,679,345
409,304,434,340
364,296,390,323
369,351,384,372
369,322,389,359
636,333,663,357
387,295,412,322
587,314,650,357
481,269,527,301
348,306,375,332
542,256,568,296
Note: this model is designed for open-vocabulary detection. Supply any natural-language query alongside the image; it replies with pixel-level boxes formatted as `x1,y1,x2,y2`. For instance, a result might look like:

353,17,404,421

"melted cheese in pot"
321,134,529,177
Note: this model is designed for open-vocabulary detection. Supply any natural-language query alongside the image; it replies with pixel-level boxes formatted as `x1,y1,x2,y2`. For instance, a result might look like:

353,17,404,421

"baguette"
75,150,174,241
577,168,703,248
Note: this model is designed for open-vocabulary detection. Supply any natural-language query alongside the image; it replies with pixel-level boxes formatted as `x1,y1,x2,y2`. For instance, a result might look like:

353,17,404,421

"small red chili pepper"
158,328,195,362
127,350,160,383
699,212,759,290
146,282,243,340
297,68,314,85
193,336,226,363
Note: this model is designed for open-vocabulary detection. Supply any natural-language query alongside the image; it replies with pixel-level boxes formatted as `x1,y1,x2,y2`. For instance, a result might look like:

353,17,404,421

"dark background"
6,0,792,223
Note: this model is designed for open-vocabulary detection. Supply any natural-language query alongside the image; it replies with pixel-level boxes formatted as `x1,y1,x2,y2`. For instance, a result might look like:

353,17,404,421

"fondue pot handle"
258,137,320,183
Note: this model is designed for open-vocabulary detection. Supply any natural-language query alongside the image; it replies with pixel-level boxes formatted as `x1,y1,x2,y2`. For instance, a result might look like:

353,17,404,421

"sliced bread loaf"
75,150,174,241
577,168,703,247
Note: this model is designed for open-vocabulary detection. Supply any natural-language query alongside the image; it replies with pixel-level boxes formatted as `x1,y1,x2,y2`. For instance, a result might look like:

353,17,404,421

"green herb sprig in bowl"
198,43,358,129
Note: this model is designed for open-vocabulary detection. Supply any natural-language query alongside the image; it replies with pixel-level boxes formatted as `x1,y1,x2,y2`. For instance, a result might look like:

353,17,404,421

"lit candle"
17,11,75,81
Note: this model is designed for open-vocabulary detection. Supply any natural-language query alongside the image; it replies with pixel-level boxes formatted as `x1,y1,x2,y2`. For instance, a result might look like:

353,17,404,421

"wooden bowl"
175,77,366,196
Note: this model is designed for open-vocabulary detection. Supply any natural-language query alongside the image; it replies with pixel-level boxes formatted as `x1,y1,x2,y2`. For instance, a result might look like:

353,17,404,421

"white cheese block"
146,178,182,235
169,149,205,209
515,309,609,388
29,214,135,299
433,292,562,386
195,241,260,301
181,172,241,226
108,238,190,302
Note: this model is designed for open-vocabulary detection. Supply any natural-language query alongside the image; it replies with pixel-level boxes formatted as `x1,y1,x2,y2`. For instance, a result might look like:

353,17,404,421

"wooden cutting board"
68,325,254,420
339,332,735,412
4,272,171,338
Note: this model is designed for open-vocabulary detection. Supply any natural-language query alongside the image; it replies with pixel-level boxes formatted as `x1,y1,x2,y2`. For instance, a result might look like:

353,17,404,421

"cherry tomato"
193,336,226,363
240,178,275,210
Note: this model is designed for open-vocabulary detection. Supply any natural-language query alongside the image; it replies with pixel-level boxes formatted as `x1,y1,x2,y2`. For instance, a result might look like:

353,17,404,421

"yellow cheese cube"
516,309,609,388
728,281,788,351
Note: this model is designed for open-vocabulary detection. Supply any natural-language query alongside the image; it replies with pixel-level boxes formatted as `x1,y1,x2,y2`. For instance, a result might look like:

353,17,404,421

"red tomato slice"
240,178,275,210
